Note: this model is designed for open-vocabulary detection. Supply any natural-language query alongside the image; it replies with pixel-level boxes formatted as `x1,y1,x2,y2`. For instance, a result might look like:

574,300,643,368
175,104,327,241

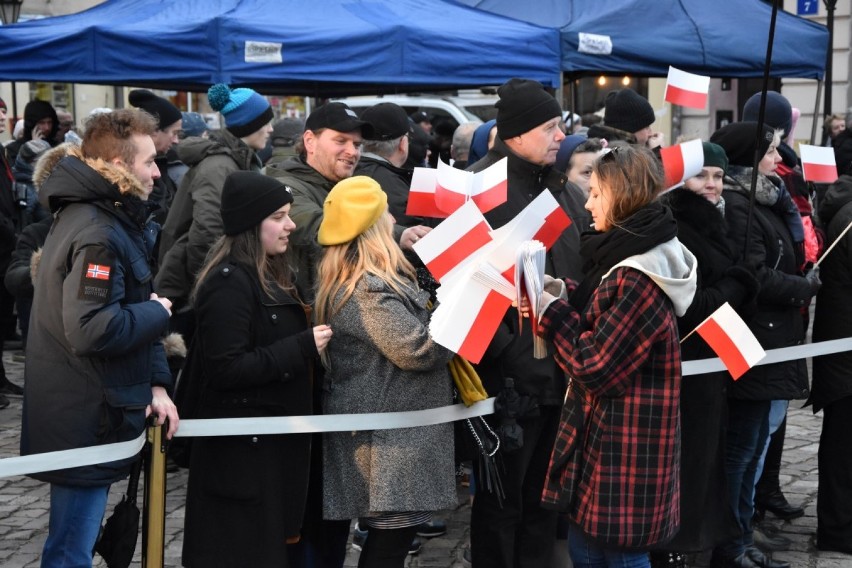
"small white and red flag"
695,302,766,380
664,66,710,109
412,200,492,282
423,190,572,363
406,158,508,218
799,144,839,183
661,139,705,190
406,167,444,218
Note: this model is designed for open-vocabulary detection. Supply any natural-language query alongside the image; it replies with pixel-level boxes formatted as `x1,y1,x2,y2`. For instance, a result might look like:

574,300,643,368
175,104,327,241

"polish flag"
406,167,445,218
664,66,710,109
430,280,512,364
695,302,766,380
661,139,705,190
435,158,508,215
799,144,839,183
412,200,492,282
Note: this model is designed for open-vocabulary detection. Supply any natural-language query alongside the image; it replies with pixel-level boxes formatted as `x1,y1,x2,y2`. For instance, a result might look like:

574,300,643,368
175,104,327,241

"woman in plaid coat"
534,145,697,567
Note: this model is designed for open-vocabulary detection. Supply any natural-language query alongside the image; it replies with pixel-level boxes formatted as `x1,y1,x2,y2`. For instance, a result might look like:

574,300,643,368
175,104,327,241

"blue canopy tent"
0,0,561,95
457,0,828,79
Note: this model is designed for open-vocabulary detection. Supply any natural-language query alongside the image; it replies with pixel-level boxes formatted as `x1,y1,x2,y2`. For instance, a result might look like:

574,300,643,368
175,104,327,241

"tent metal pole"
810,79,823,145
744,0,780,259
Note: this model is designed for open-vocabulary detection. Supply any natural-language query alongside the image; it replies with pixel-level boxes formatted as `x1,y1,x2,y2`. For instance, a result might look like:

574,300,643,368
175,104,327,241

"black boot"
754,419,803,520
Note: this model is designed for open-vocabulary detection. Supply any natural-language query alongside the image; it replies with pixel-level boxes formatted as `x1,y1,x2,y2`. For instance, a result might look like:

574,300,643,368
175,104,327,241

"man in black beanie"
467,77,586,568
590,89,663,148
129,89,183,226
6,99,60,165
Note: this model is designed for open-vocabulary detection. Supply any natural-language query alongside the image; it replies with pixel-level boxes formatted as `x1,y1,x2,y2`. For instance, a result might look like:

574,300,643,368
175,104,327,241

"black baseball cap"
410,110,431,124
361,103,413,141
305,102,373,137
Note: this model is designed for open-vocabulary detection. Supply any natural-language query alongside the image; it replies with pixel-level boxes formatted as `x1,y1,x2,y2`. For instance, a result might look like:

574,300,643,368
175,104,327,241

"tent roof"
458,0,829,79
0,0,561,95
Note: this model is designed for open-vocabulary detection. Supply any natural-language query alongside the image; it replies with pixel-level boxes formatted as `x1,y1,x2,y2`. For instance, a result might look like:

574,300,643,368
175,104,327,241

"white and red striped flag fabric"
661,139,704,190
799,144,839,183
421,190,572,363
406,158,508,218
406,167,444,219
664,66,710,109
695,302,766,380
412,200,492,282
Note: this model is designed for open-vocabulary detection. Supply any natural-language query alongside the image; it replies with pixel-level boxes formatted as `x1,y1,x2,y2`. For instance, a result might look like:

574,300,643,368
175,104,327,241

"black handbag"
94,453,143,568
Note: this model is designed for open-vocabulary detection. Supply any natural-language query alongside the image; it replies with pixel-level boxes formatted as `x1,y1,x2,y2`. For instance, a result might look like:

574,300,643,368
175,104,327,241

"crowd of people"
1,76,850,568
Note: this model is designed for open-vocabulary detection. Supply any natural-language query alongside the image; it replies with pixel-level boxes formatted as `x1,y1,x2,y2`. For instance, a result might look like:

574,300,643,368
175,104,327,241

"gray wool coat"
322,274,457,520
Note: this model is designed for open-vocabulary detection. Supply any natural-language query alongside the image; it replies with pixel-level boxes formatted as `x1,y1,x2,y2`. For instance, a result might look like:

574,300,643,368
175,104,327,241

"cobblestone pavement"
2,349,851,567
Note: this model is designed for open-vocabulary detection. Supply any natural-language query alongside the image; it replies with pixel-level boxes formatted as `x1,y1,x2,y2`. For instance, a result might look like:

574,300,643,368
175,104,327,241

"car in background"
333,91,497,132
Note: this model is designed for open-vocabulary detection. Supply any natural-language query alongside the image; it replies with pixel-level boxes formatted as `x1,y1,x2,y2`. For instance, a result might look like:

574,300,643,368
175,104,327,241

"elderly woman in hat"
315,176,457,567
182,171,330,568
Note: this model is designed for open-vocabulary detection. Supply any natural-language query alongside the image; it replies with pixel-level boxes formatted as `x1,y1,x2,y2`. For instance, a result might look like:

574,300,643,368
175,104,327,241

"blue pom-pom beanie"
207,83,273,138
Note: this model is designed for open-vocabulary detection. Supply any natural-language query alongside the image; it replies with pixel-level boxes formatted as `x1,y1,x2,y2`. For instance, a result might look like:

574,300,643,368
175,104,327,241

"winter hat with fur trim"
207,83,273,138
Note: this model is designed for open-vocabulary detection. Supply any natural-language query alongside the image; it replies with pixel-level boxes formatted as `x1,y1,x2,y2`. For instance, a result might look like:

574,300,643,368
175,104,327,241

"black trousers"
470,405,559,568
357,525,418,568
817,395,852,547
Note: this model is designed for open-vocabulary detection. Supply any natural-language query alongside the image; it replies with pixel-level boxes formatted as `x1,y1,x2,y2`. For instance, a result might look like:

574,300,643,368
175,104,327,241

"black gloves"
805,265,822,296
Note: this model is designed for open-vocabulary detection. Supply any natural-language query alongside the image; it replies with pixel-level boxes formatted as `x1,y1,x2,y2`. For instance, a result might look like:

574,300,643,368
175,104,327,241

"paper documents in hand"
515,241,547,358
406,158,508,218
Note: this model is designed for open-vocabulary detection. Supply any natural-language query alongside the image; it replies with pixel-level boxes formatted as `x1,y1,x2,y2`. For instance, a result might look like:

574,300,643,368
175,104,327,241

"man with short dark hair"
268,102,429,299
21,108,179,567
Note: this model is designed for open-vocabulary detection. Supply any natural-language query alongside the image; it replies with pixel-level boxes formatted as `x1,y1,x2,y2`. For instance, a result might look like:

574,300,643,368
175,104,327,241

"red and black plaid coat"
539,267,681,549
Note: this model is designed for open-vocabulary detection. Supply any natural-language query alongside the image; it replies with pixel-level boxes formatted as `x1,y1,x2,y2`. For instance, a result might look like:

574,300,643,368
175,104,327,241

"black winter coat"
659,188,749,551
182,260,317,568
467,137,585,404
811,176,852,411
20,147,171,486
723,184,811,401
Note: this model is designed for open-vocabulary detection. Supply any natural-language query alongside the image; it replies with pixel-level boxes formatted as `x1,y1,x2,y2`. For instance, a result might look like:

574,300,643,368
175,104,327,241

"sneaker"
416,519,447,538
408,536,422,555
351,523,368,552
0,394,9,409
0,380,23,397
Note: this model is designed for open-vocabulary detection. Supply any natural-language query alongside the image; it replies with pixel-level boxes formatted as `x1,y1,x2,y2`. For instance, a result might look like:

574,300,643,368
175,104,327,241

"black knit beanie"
603,89,656,133
709,122,775,168
221,172,294,236
128,89,182,130
495,78,562,139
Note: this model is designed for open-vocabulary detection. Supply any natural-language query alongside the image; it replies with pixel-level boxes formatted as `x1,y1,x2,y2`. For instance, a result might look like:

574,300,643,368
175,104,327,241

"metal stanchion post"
142,421,168,568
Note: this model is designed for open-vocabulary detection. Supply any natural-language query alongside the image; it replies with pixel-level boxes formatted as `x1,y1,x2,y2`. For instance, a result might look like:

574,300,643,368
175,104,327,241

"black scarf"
570,201,678,311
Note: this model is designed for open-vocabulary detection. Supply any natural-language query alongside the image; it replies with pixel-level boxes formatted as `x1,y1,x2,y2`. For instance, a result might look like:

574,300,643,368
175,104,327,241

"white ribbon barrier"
0,399,495,479
4,337,852,480
682,337,852,376
0,433,146,479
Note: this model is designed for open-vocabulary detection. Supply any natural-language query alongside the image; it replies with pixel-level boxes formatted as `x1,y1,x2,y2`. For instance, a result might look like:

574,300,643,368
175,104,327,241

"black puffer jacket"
723,180,811,401
467,137,585,404
20,145,171,486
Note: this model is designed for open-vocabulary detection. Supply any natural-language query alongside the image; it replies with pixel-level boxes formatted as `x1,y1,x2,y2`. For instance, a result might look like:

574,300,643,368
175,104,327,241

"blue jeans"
42,483,111,568
719,399,771,559
568,526,650,568
753,399,788,490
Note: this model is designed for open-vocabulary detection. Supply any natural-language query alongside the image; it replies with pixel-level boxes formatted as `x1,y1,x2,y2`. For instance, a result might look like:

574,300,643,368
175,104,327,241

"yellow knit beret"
318,176,388,245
